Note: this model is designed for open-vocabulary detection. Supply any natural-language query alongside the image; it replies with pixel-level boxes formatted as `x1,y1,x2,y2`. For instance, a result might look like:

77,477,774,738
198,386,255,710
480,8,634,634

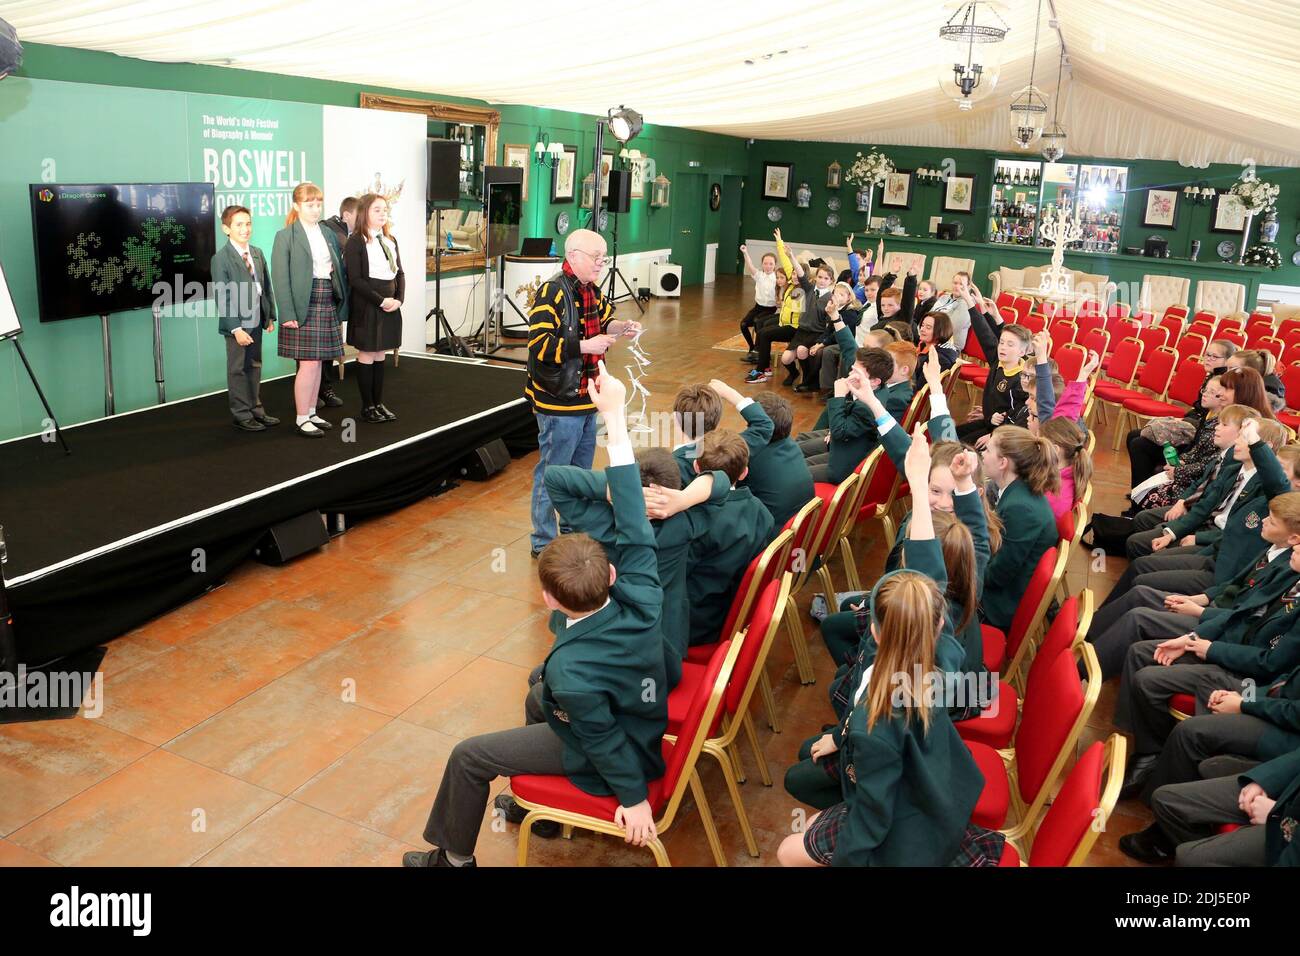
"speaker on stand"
602,169,644,314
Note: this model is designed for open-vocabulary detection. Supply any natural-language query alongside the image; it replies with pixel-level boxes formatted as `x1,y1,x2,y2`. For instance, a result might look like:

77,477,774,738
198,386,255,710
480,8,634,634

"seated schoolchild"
670,378,773,486
740,392,815,529
797,347,900,484
955,285,1033,445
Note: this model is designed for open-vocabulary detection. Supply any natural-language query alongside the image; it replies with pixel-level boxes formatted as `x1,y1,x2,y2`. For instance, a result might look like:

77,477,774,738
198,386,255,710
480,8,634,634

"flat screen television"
484,165,523,260
29,182,216,322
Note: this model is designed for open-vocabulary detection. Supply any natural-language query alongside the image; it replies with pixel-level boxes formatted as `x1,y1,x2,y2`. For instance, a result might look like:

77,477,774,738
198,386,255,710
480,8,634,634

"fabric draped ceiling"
5,0,1298,167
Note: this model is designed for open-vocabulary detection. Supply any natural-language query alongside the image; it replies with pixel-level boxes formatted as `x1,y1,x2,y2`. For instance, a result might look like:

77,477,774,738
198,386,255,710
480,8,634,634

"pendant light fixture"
938,2,1010,111
1040,46,1068,162
1009,0,1049,148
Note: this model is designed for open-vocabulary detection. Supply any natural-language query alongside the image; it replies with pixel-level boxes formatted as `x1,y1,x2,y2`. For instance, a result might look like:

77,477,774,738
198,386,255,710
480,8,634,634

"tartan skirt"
803,805,1006,867
278,278,344,361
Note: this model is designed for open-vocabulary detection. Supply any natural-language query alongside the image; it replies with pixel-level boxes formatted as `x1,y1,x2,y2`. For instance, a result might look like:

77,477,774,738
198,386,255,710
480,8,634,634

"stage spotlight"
607,106,642,144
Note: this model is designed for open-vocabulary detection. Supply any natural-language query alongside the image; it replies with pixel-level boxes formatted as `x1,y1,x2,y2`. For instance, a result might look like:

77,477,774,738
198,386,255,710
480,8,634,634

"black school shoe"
1118,823,1176,865
402,848,477,868
362,406,387,424
494,793,561,838
739,351,758,364
319,387,344,408
781,369,798,387
233,418,266,432
253,412,281,427
794,382,818,393
1120,754,1158,801
376,404,398,421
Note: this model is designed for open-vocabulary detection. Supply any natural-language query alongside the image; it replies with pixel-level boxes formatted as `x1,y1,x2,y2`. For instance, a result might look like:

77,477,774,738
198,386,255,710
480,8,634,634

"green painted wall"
740,139,1300,288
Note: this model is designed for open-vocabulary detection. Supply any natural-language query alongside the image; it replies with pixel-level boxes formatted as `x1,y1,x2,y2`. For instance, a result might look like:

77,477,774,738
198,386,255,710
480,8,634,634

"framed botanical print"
943,173,977,214
1212,191,1249,233
629,157,646,199
1143,188,1179,229
762,162,794,201
503,143,530,201
551,146,578,203
600,150,615,197
880,170,913,209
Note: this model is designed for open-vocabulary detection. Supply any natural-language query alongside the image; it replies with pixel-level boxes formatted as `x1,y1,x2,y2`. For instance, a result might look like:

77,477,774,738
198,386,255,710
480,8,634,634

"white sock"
444,850,473,867
296,414,310,426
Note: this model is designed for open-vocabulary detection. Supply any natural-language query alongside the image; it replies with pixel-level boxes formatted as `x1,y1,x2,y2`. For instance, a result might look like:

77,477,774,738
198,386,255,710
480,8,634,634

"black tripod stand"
426,208,472,358
602,208,645,313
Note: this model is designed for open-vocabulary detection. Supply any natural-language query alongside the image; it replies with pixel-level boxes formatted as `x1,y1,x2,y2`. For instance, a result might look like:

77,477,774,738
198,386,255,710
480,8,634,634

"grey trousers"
1087,588,1200,681
225,327,265,422
796,427,829,442
1100,547,1213,609
1142,713,1270,801
799,435,830,458
1115,639,1248,756
1151,756,1267,866
819,346,844,390
421,678,566,856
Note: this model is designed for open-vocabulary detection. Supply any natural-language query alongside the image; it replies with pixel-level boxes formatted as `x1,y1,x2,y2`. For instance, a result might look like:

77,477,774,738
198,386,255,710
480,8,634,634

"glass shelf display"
988,158,1044,246
1071,164,1128,254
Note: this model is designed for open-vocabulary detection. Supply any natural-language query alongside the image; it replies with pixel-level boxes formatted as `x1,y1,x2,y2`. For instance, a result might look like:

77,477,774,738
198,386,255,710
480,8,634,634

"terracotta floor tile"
352,528,504,584
291,718,460,846
195,799,418,866
183,599,360,667
163,679,391,795
0,839,59,867
482,611,555,669
279,624,476,716
0,718,154,835
8,750,279,866
379,582,547,653
97,632,172,681
444,538,551,605
398,657,533,739
288,558,443,625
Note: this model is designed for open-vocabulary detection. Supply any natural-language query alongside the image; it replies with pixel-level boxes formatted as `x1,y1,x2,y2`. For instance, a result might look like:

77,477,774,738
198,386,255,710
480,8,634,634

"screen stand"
474,254,527,365
152,303,166,404
2,334,70,454
99,313,115,416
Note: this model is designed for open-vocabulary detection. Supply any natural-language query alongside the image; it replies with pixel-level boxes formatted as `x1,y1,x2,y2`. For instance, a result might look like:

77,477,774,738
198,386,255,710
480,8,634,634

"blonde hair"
1269,490,1300,534
866,572,944,732
353,193,392,241
285,181,324,226
1256,418,1290,452
1039,418,1092,506
930,441,1003,551
1218,403,1263,429
990,425,1061,496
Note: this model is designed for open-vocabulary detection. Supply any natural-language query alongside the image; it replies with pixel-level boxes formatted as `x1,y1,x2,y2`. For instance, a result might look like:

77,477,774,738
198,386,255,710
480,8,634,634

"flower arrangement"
1243,243,1281,270
846,148,895,188
1230,176,1280,214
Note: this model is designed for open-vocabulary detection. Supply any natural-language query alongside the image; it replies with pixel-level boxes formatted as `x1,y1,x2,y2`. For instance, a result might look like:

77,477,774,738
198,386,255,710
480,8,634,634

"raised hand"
589,359,626,414
1080,349,1101,381
903,423,932,488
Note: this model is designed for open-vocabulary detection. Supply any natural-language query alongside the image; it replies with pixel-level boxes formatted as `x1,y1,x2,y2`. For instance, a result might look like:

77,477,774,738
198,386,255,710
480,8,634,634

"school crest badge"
552,708,570,723
845,763,857,784
996,379,1008,393
1246,512,1261,530
1282,816,1296,843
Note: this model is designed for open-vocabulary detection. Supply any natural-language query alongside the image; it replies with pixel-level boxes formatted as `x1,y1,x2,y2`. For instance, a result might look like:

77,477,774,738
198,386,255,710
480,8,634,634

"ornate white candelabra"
624,328,652,434
1037,205,1082,297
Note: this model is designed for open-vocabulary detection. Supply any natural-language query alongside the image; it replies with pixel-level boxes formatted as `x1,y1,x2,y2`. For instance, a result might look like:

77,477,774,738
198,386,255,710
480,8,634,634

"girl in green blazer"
779,434,1000,867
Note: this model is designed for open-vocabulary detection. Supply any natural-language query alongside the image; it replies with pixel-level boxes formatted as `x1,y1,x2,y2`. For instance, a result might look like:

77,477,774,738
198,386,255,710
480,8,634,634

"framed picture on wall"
880,170,913,209
1212,191,1249,233
943,173,977,213
503,143,530,201
600,150,615,197
1143,188,1179,228
552,146,578,202
629,157,646,199
762,162,794,201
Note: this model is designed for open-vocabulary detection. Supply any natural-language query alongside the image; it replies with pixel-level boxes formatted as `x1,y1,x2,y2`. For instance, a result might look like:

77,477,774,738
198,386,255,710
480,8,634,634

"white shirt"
1266,544,1287,563
566,597,611,628
367,230,398,281
1213,464,1255,530
303,222,333,279
229,241,262,325
752,271,777,307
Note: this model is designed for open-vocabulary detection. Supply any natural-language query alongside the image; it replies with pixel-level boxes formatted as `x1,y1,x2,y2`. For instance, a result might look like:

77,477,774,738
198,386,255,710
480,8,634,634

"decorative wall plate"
827,196,841,211
1292,250,1300,266
767,206,783,222
1216,240,1237,261
885,214,903,232
555,211,570,234
826,213,841,228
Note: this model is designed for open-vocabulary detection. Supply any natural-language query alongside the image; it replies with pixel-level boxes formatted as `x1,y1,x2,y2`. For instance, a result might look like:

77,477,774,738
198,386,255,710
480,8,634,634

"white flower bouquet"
846,149,895,188
1230,177,1280,214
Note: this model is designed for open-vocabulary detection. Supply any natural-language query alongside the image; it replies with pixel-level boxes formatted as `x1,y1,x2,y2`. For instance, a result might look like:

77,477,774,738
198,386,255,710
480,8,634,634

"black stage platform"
0,354,536,666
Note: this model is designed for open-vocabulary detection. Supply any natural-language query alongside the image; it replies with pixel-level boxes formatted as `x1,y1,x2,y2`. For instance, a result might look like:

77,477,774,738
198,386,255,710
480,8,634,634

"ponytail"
285,181,325,226
1040,418,1092,506
866,572,944,733
932,511,977,633
991,425,1060,496
931,440,1003,551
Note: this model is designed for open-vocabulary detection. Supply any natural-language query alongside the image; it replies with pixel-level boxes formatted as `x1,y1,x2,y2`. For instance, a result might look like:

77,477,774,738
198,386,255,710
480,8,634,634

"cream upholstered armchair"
883,250,925,279
1139,274,1190,317
929,256,976,293
988,264,1114,303
1194,280,1247,317
1272,303,1300,324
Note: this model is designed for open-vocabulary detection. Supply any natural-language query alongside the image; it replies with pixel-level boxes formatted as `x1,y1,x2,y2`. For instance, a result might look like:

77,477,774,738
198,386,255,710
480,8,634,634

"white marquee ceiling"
3,0,1298,167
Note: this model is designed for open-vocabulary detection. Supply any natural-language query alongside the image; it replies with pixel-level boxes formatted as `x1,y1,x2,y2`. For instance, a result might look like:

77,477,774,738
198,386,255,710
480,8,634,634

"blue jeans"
530,411,598,551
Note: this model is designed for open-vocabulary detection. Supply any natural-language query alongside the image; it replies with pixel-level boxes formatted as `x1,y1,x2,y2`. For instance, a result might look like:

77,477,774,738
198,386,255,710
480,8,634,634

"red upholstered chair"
995,290,1016,313
1120,355,1206,426
1049,320,1077,355
1075,312,1105,341
967,644,1101,836
1258,336,1284,361
998,735,1126,866
1103,316,1139,354
1078,327,1110,361
511,637,740,867
1133,309,1156,328
1108,345,1178,447
982,546,1065,688
1175,331,1207,366
1091,337,1143,424
1283,363,1300,414
1022,312,1047,334
1078,299,1103,319
956,595,1081,750
1159,313,1184,347
1012,295,1034,323
1278,318,1300,343
1246,323,1274,350
1169,692,1196,721
999,305,1018,325
1135,325,1169,362
1053,342,1086,384
958,322,990,396
1212,314,1240,335
1058,494,1094,603
799,468,866,680
769,496,824,703
1219,327,1247,349
666,574,791,858
1187,320,1215,342
1163,304,1189,324
1282,341,1300,369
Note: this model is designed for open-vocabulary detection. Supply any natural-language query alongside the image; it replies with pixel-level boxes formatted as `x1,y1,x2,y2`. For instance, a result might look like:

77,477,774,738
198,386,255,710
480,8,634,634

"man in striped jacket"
527,229,641,556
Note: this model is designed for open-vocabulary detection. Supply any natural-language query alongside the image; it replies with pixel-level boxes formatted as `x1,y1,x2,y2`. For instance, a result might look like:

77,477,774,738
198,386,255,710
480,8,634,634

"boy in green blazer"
741,392,815,529
405,364,666,867
799,347,902,484
211,205,278,431
544,447,730,691
670,379,773,487
685,429,776,646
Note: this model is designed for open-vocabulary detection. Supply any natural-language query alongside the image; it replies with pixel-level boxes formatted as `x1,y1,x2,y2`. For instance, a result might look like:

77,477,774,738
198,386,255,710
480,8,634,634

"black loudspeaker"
605,169,632,213
456,438,511,481
254,511,330,565
427,139,461,204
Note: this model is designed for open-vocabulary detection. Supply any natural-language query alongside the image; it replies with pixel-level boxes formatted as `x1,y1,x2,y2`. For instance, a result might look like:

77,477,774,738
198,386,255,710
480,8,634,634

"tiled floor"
0,275,1148,867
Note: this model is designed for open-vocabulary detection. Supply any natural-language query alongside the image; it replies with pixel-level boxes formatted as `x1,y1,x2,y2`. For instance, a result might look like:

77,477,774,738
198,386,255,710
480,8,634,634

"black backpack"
1081,513,1135,557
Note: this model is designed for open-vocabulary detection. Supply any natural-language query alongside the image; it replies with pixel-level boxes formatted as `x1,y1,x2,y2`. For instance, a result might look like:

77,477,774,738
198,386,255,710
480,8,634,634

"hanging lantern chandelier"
938,1,1010,111
1009,0,1049,148
1040,48,1068,162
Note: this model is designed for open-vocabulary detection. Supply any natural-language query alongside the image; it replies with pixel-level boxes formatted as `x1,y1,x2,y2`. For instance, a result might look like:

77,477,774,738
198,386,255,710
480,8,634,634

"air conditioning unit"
649,261,682,298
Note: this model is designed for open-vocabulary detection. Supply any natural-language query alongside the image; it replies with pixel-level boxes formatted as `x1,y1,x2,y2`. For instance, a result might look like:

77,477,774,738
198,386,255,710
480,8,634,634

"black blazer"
343,230,406,326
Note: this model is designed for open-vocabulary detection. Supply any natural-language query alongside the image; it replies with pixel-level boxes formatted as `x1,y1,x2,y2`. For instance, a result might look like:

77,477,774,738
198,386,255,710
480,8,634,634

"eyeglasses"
573,249,608,265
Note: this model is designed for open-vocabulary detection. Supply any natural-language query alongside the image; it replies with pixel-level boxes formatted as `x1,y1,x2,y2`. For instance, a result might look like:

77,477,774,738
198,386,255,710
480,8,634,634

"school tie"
242,251,255,276
1209,470,1248,521
1246,552,1272,588
1185,457,1226,506
378,236,396,273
